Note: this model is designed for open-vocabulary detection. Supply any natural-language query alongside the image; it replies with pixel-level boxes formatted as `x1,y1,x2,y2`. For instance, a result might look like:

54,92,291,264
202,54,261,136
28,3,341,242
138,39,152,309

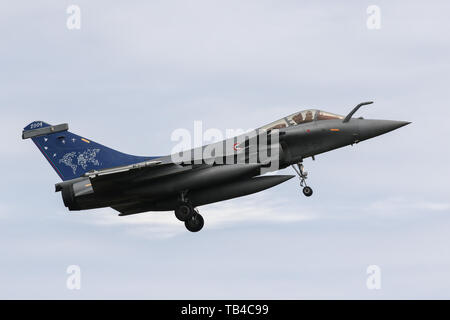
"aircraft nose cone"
359,120,411,141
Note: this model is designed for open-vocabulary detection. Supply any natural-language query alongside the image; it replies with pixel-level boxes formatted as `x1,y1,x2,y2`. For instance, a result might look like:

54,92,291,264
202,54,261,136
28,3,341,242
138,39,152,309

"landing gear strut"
292,162,313,197
174,190,204,232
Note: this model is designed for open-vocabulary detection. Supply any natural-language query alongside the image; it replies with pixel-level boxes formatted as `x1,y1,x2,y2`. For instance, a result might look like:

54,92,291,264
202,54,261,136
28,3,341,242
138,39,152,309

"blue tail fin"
23,121,159,181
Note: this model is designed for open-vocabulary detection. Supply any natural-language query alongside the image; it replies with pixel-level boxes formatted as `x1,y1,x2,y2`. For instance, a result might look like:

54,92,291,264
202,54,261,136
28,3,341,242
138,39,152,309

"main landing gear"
174,191,204,232
292,162,313,197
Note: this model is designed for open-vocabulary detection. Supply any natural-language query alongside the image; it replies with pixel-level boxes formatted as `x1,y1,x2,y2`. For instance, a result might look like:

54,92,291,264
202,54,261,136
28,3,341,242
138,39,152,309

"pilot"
305,110,314,122
292,113,304,124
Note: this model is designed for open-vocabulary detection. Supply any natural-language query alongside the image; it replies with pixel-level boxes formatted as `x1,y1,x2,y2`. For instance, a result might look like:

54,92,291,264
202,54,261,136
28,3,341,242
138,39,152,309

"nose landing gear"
292,162,313,197
174,190,205,232
302,185,313,197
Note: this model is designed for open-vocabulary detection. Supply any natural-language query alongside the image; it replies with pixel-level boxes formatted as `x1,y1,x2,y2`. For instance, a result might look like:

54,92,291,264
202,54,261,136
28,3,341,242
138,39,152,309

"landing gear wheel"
302,186,313,197
185,212,204,232
175,203,194,222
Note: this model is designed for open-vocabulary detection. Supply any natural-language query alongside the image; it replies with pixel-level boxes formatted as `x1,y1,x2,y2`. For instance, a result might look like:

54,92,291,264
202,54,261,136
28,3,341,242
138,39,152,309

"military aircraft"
22,101,409,232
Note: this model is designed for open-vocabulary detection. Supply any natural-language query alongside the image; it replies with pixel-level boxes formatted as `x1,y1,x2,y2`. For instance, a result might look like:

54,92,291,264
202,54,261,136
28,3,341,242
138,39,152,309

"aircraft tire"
185,212,204,232
175,203,194,221
303,186,313,197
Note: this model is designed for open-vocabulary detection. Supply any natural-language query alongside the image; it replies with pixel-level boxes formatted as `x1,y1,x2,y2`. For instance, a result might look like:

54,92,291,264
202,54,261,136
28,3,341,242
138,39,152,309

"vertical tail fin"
22,121,158,181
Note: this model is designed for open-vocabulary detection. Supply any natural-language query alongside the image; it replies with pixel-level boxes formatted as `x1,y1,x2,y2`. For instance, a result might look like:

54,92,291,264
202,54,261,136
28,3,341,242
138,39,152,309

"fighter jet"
22,101,409,232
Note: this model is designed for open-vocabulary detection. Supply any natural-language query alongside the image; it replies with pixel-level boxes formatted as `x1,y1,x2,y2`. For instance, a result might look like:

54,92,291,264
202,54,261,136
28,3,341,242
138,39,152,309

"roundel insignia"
233,143,243,151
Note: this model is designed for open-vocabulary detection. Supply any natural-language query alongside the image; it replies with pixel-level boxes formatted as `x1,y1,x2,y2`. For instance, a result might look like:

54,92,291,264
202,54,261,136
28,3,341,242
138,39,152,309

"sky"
0,0,450,299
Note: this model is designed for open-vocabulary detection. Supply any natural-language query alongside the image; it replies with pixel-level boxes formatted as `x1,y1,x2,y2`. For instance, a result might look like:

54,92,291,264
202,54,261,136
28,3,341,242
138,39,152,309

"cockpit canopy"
260,109,344,131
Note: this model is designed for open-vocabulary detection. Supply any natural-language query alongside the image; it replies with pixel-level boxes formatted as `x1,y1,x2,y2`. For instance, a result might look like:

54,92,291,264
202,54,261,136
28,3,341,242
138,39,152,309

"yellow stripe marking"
85,183,92,187
330,129,340,132
81,138,90,143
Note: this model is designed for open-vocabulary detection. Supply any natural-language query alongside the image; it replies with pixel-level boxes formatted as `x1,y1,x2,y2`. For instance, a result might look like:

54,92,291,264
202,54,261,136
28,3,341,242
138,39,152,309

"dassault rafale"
22,101,410,232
